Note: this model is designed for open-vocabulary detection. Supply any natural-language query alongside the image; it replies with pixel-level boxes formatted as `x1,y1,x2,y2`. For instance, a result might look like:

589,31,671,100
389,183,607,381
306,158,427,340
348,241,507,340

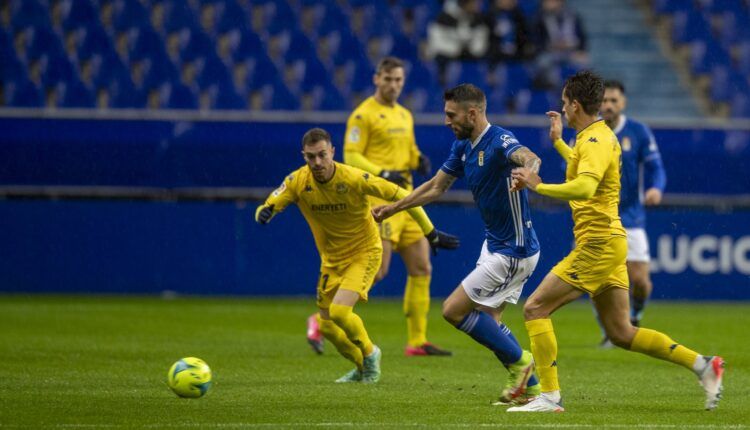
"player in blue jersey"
373,84,543,405
598,80,666,347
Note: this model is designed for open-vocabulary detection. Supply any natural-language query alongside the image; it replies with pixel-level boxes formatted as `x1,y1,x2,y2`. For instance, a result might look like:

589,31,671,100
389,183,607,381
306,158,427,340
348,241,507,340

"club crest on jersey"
304,184,313,192
478,151,485,166
622,137,631,151
335,183,349,194
348,126,361,143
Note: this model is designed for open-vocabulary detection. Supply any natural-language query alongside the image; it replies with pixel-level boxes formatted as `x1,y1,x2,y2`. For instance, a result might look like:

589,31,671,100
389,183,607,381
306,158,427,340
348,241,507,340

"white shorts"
626,228,651,263
461,241,540,308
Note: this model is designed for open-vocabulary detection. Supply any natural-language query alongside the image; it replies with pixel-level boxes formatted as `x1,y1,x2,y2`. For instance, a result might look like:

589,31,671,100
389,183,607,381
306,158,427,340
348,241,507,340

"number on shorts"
319,273,330,290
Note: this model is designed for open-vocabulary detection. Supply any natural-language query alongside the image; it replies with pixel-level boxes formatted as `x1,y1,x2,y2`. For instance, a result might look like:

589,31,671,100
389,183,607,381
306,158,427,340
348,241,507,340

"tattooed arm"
509,146,542,173
509,146,541,191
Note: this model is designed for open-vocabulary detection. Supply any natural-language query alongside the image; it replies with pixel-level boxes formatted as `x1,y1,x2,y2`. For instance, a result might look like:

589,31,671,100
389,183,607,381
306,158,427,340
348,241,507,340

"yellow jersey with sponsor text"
566,120,626,242
262,162,402,264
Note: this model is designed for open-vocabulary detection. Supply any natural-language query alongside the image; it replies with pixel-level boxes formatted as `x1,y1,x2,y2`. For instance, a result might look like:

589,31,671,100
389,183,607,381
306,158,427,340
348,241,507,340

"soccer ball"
167,357,212,398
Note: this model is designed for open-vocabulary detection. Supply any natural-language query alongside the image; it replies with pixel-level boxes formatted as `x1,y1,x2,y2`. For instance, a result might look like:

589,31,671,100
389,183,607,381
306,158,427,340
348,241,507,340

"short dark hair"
563,70,604,116
443,83,486,110
376,56,404,74
604,79,625,94
302,127,332,148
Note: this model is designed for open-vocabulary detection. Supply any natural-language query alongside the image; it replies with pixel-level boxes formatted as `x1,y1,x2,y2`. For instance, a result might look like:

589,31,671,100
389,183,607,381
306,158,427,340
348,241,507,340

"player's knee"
409,260,432,277
441,300,464,326
522,297,547,321
631,276,652,293
605,324,637,349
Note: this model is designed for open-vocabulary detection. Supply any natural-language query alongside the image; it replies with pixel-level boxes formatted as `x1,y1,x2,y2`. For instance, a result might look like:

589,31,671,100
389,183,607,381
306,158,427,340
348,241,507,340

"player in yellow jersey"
328,56,451,357
256,128,459,383
507,71,725,412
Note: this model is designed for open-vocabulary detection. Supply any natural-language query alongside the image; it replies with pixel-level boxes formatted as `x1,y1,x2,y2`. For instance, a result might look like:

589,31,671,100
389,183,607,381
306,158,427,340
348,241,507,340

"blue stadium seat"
487,85,512,114
443,61,491,92
285,31,317,63
60,0,100,31
163,1,197,34
652,0,691,15
108,72,147,108
303,82,346,111
195,54,232,90
88,51,129,89
60,79,96,108
223,29,263,62
216,0,250,33
734,41,750,74
514,89,556,114
6,79,44,107
42,54,78,87
210,82,247,110
112,0,149,32
700,0,745,14
75,23,116,60
730,92,750,117
404,61,439,91
299,57,332,91
671,8,712,45
689,39,731,75
713,10,750,47
165,82,198,109
709,66,748,103
25,26,66,61
178,27,214,62
246,52,280,88
251,78,299,110
129,25,165,61
10,1,51,31
389,32,419,63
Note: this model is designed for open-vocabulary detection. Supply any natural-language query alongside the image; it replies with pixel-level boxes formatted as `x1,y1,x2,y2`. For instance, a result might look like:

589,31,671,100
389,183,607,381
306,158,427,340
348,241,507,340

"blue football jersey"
614,116,666,229
440,124,540,258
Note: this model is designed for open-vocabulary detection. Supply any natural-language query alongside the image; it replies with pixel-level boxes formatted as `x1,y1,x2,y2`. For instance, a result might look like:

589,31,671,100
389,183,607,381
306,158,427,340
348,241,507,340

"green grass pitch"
0,295,748,429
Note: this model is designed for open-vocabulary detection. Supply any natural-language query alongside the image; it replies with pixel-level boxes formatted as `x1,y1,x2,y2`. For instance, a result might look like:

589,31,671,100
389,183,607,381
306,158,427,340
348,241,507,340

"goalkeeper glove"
425,229,460,255
379,170,409,188
417,154,431,177
255,204,274,224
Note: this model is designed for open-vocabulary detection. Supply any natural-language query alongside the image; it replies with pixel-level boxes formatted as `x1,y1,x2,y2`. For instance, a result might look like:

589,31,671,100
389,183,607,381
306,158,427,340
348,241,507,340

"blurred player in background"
597,79,666,347
257,128,459,383
310,56,452,357
509,71,724,412
373,84,543,405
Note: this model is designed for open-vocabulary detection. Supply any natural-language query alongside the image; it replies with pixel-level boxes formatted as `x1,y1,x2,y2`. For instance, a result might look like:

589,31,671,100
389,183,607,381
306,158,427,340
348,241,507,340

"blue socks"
457,310,539,387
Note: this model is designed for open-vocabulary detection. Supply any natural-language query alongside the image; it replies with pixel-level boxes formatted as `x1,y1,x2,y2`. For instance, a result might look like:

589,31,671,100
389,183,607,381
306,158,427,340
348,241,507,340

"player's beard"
452,122,473,140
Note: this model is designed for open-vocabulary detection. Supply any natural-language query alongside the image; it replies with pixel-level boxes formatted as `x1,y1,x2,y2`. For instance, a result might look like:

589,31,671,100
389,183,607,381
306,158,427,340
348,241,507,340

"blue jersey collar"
471,123,492,150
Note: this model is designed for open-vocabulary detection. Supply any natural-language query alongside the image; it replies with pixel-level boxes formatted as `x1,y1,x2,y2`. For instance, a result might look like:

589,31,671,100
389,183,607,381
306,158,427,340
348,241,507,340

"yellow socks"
329,303,374,357
630,327,698,370
318,314,364,369
404,275,430,347
526,318,560,392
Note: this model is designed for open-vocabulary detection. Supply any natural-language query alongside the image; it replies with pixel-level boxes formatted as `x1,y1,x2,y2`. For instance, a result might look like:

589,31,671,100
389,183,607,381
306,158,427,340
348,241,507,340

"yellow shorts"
379,211,424,251
316,247,383,309
551,235,629,297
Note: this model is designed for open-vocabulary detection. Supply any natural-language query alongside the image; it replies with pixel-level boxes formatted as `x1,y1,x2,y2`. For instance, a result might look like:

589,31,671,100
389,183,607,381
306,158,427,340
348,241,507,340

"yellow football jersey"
566,120,626,241
261,162,426,264
344,96,421,190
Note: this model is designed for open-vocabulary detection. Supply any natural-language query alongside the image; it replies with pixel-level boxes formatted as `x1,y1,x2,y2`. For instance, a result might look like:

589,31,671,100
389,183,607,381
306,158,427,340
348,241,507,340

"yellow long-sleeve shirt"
257,162,433,264
536,120,626,242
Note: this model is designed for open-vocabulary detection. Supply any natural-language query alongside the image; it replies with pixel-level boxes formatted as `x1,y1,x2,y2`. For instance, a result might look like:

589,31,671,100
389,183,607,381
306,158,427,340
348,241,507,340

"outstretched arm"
511,168,599,201
372,170,457,222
